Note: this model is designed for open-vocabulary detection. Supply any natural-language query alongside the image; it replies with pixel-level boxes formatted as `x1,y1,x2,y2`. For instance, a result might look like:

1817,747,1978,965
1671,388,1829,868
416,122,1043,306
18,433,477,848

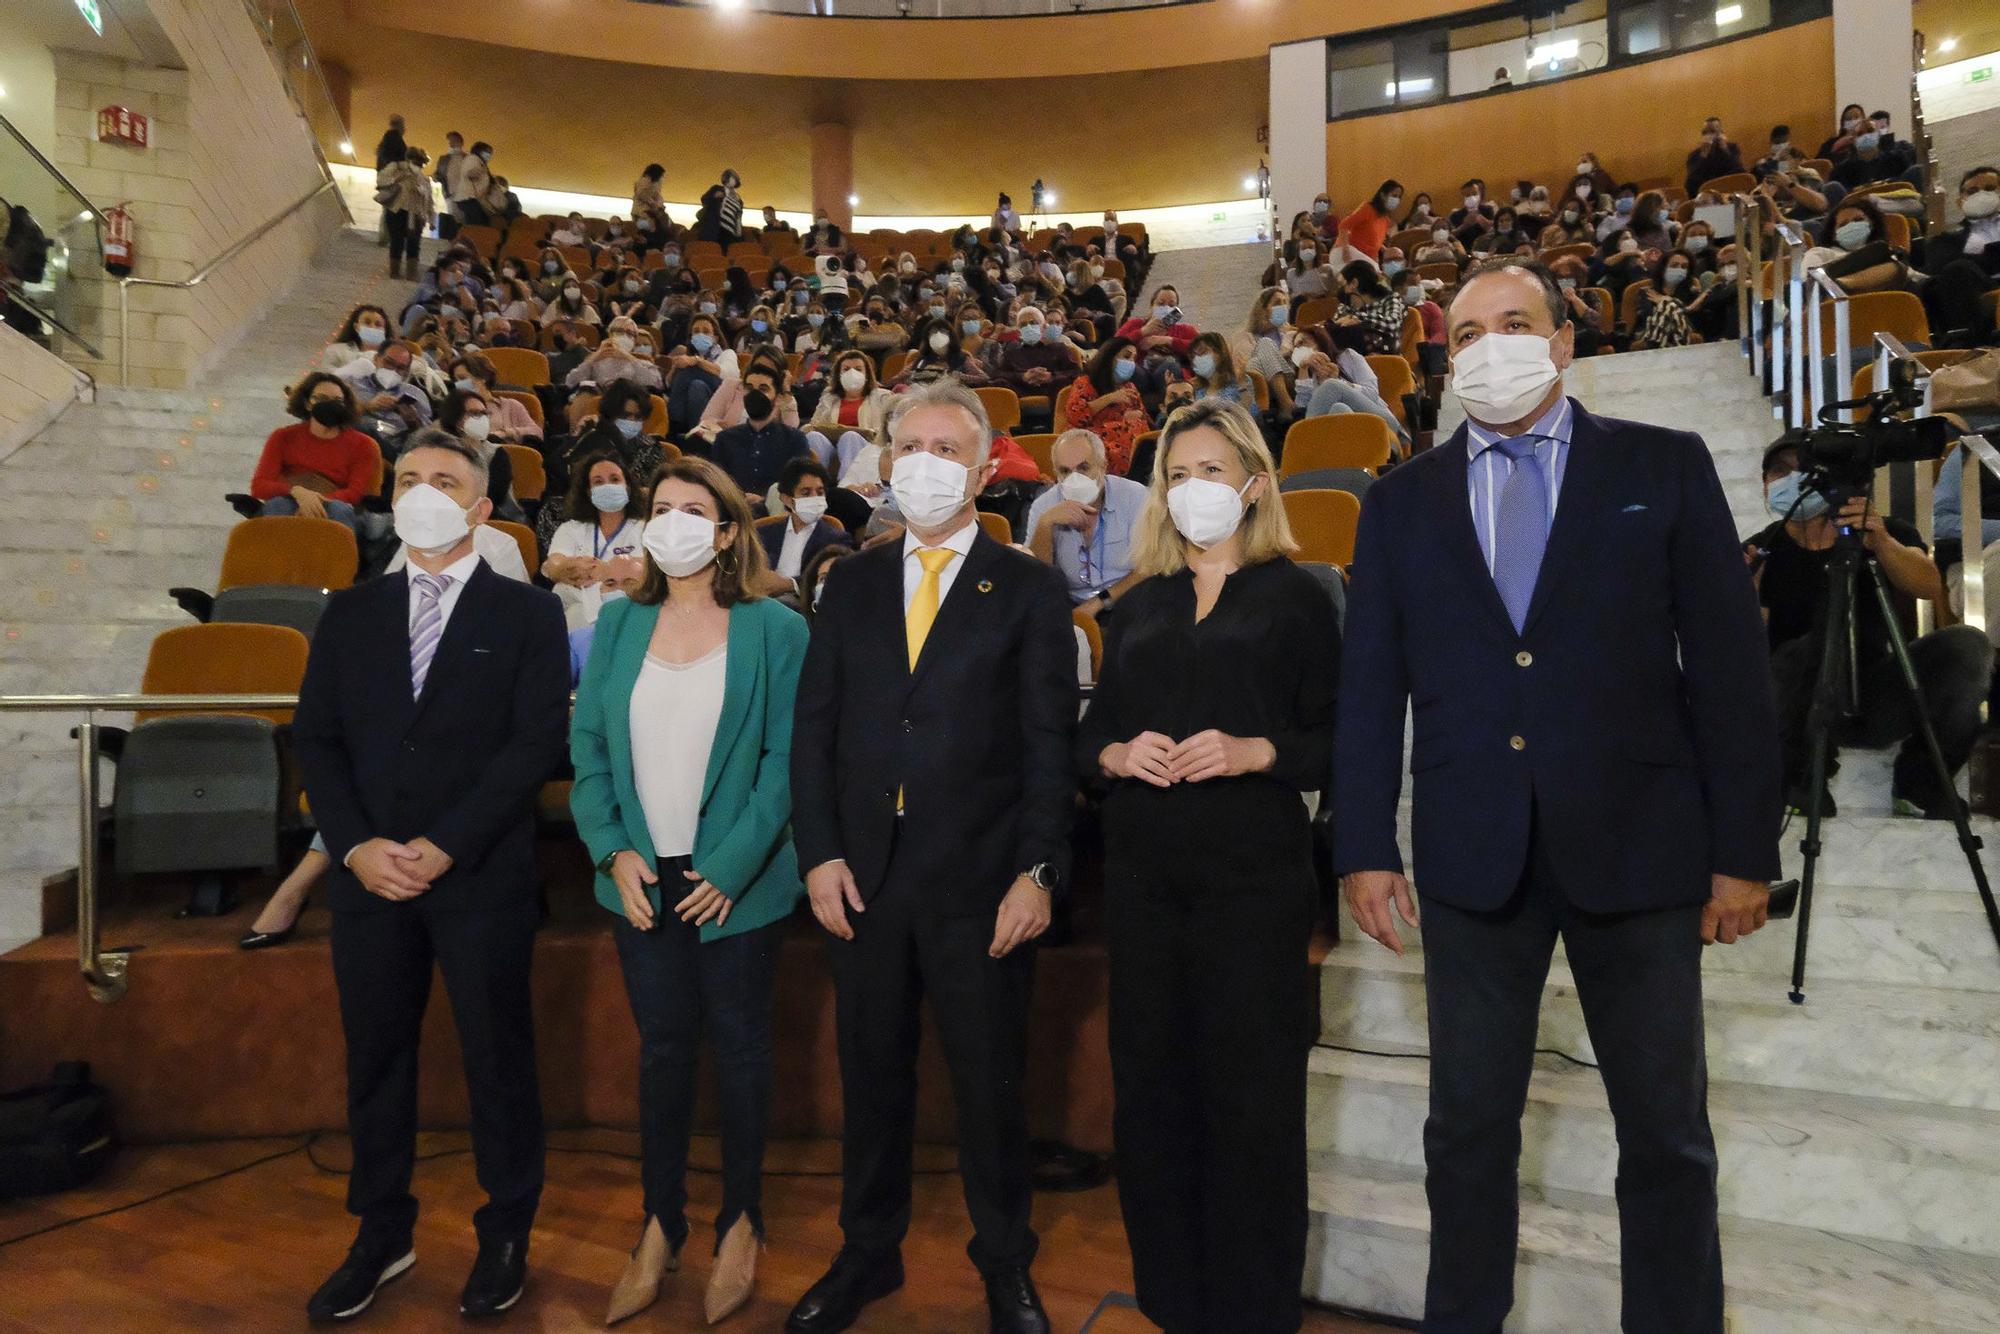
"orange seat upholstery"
977,511,1013,545
1579,286,1615,327
216,516,356,592
502,444,546,501
1281,489,1362,566
1818,290,1929,351
975,386,1022,432
1280,415,1394,477
1619,279,1655,331
1415,261,1462,289
1539,242,1594,265
1014,432,1057,479
485,347,550,388
1294,296,1341,329
1365,355,1416,428
1072,609,1103,680
137,622,309,725
488,520,540,575
1704,172,1756,198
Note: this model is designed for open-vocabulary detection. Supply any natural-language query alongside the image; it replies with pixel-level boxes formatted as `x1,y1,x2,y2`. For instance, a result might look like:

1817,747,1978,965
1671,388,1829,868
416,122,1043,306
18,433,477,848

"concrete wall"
42,0,343,388
0,324,86,465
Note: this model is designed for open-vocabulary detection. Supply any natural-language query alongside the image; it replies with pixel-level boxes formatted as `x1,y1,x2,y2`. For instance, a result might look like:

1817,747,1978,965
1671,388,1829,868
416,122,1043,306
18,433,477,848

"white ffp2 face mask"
643,508,720,578
1450,332,1562,425
1167,476,1251,549
394,483,472,556
1058,470,1101,505
792,494,829,523
890,450,973,529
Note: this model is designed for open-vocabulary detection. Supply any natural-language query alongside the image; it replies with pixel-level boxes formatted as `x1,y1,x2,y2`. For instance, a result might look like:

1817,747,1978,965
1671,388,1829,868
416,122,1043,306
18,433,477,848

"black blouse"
1076,557,1340,797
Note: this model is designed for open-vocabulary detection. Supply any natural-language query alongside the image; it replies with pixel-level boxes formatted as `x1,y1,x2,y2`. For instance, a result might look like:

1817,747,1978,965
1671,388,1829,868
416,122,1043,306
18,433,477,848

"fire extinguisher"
103,203,135,277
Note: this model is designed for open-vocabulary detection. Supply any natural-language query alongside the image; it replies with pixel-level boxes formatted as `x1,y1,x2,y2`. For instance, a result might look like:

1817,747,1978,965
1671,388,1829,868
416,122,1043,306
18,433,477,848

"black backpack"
0,1062,113,1198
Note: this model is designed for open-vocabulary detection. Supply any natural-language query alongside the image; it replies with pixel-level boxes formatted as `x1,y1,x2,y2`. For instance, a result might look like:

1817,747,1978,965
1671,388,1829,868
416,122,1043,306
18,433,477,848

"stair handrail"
116,176,342,385
1772,221,1810,428
1955,432,2000,642
1,274,106,366
0,110,112,237
1731,193,1765,387
1805,265,1855,427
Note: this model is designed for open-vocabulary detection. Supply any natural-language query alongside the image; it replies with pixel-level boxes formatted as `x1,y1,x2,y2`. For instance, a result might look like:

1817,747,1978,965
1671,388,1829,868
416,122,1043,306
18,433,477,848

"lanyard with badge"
593,519,629,561
1078,509,1108,588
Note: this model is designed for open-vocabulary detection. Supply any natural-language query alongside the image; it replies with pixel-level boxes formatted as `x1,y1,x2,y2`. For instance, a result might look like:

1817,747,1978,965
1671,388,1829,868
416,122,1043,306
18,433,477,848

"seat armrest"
168,588,215,622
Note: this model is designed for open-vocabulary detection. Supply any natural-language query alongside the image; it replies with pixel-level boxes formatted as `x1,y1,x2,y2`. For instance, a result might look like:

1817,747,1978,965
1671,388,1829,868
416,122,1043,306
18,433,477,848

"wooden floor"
0,1131,1391,1332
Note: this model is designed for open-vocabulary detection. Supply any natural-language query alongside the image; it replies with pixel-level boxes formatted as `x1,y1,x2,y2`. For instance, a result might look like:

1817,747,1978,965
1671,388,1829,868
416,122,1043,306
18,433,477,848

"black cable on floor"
0,1134,315,1250
1314,1038,1599,1071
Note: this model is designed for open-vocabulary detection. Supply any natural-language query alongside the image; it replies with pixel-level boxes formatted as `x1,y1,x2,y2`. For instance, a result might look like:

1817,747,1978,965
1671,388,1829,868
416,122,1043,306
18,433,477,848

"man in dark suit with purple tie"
1332,259,1782,1334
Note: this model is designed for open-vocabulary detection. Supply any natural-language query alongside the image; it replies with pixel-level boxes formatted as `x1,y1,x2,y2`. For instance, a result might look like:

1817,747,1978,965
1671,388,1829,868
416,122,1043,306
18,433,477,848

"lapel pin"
977,579,994,594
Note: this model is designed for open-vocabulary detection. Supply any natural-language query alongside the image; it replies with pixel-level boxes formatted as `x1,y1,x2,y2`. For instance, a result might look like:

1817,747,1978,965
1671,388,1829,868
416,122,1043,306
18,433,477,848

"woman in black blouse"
1077,397,1338,1333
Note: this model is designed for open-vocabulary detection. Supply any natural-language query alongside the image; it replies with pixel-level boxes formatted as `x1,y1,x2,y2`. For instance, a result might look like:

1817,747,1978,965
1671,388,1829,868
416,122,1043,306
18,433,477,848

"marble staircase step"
1307,1047,2000,1256
1305,1152,2000,1333
1317,942,2000,1108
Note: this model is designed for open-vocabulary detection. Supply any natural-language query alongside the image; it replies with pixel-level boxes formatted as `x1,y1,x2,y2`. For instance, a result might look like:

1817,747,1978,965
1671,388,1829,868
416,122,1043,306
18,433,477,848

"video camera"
1774,357,1953,502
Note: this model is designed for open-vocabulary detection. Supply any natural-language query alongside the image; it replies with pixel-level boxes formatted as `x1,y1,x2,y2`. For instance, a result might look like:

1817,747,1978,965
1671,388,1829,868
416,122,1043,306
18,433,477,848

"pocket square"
1622,504,1649,514
471,646,493,654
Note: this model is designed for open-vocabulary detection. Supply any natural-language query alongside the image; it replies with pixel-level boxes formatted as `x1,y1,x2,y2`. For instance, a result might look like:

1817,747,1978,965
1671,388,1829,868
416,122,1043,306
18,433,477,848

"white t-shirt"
547,516,645,631
628,644,727,859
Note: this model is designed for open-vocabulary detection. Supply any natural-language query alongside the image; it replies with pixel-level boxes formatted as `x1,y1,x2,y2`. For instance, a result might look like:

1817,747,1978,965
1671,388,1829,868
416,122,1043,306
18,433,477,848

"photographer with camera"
1748,440,1991,819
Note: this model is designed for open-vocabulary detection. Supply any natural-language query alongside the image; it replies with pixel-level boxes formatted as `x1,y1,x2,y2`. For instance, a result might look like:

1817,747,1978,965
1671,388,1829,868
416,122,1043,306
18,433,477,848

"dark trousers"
384,208,421,264
329,902,544,1247
1418,817,1719,1334
830,841,1037,1275
611,856,781,1253
1770,624,1991,813
1104,793,1316,1334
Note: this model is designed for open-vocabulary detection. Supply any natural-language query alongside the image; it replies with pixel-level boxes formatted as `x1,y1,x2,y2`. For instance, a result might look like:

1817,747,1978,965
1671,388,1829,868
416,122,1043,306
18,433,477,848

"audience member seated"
539,379,666,555
1291,337,1407,443
895,316,989,387
1024,428,1146,616
992,306,1079,401
810,349,895,481
1548,255,1607,355
1414,222,1467,268
1831,123,1910,191
709,360,812,502
319,304,392,374
1335,261,1408,356
546,277,599,328
690,347,800,446
1449,178,1496,242
757,457,852,595
1595,183,1641,241
542,450,648,631
545,319,593,383
664,313,737,436
849,295,907,354
1280,239,1335,300
568,316,664,392
437,387,524,523
1917,166,2000,344
250,374,378,529
1750,439,1988,818
450,350,542,445
1186,332,1250,406
338,341,431,456
1684,115,1745,196
1065,336,1151,476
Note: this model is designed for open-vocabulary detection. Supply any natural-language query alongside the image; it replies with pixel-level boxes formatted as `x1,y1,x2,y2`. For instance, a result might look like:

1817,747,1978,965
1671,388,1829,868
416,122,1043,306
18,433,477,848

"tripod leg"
1860,561,2000,959
1789,554,1856,1004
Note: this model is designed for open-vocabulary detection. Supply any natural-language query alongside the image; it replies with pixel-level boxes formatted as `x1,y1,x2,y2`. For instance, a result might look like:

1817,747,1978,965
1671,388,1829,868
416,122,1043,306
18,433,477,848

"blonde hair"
1130,398,1295,578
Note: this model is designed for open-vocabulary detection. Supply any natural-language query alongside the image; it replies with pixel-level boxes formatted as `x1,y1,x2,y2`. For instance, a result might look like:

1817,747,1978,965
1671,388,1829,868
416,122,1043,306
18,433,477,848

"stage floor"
0,1131,1390,1332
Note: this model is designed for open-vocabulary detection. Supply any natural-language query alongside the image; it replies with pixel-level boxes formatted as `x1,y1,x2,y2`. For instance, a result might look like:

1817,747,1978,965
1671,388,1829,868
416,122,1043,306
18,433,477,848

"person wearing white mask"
542,451,649,631
1917,164,2000,341
321,303,395,373
570,454,807,1327
756,457,851,594
568,315,664,391
338,343,432,453
787,378,1076,1334
438,388,524,524
1076,396,1336,1334
295,429,568,1325
1024,429,1147,614
810,349,897,486
1335,258,1779,1333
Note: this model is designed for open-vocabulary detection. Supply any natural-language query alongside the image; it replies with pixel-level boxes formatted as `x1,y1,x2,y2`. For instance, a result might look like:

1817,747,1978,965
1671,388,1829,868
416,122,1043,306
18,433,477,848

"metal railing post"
1832,295,1853,426
1964,436,1991,642
73,711,127,1003
118,280,129,388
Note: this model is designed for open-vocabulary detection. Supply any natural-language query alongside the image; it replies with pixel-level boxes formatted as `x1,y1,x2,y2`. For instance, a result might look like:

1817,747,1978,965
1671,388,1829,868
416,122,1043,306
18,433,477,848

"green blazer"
570,594,809,942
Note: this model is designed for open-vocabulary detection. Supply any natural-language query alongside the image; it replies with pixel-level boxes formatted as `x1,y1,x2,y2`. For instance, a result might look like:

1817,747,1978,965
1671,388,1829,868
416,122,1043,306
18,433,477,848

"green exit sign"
1212,211,1226,222
1970,65,1995,83
74,0,103,37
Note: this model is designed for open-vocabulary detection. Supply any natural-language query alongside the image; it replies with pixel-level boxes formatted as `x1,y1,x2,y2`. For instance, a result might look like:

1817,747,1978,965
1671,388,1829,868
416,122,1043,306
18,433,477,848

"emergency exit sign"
1970,66,1995,84
75,0,103,37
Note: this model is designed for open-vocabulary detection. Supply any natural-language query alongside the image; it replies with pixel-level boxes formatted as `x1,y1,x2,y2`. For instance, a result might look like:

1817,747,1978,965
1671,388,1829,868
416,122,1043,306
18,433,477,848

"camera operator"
1748,440,1991,818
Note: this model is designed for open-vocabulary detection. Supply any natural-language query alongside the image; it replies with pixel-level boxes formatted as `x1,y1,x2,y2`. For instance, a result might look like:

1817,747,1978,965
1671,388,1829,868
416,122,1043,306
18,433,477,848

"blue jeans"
611,856,781,1253
668,370,720,439
260,494,358,529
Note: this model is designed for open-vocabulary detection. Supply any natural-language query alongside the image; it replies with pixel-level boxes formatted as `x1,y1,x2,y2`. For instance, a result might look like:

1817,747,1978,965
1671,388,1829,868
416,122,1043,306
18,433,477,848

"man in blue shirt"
1023,429,1145,618
709,362,810,504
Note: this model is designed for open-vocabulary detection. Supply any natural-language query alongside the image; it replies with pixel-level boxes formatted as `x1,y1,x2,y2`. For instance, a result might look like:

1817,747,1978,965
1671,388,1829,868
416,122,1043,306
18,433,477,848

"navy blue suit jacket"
293,559,571,914
757,516,850,577
1331,401,1781,913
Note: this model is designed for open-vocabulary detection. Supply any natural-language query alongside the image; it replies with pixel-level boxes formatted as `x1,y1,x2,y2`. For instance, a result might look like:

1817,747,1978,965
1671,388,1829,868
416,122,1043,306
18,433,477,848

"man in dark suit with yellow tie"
787,380,1077,1334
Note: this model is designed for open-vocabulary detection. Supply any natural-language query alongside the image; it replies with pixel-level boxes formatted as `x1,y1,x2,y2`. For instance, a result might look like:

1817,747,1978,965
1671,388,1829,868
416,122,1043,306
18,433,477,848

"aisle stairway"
1319,337,2000,1329
1138,241,1273,332
0,231,406,946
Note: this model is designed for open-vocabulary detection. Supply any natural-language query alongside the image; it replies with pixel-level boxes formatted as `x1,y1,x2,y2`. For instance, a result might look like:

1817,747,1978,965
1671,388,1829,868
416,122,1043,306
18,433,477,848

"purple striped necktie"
1490,436,1549,633
409,572,447,698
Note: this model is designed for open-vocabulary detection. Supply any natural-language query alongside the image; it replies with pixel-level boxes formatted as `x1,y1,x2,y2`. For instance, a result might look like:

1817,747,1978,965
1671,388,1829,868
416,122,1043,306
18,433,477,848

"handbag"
1929,349,2000,413
0,1062,113,1198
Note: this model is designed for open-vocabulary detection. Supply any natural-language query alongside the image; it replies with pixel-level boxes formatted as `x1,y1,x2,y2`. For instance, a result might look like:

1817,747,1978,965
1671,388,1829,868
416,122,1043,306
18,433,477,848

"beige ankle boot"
605,1216,677,1326
703,1216,759,1324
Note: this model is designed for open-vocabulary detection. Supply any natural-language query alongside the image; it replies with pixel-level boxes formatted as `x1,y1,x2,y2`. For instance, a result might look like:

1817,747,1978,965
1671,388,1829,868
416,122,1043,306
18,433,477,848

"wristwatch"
1025,862,1061,894
596,850,623,876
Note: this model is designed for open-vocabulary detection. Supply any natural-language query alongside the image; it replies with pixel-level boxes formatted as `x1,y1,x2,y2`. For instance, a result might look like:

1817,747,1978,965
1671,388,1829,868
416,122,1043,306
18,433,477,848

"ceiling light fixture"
1939,36,1958,53
338,139,353,155
1714,4,1743,24
847,193,859,206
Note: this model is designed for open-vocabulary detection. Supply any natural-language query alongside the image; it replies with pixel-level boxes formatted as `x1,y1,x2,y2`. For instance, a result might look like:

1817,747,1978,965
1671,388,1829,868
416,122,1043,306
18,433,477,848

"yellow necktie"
905,547,956,669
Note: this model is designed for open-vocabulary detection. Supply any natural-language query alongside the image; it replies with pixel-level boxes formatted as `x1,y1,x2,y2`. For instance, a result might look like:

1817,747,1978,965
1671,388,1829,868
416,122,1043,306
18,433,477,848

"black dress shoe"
785,1248,904,1332
306,1236,414,1322
983,1267,1050,1334
238,925,296,950
460,1237,527,1318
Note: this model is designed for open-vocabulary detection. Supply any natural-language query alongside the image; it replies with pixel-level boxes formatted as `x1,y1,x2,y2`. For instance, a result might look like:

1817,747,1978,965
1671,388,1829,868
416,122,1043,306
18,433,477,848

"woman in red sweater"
249,373,381,529
1338,179,1403,264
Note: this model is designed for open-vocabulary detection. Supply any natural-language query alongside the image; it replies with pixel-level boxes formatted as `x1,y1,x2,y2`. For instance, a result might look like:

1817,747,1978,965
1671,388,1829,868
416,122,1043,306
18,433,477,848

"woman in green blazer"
570,456,808,1327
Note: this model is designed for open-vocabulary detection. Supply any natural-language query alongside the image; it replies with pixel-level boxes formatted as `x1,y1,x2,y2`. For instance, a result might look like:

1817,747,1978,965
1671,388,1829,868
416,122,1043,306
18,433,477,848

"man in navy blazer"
757,456,851,591
1333,260,1780,1334
294,430,570,1323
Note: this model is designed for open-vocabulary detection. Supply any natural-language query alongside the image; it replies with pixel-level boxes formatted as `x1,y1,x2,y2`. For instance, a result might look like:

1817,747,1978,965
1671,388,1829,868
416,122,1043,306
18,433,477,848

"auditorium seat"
495,388,545,429
976,511,1014,544
1365,355,1417,429
1014,432,1057,480
976,385,1022,432
502,444,546,502
1388,227,1433,256
1280,415,1395,477
1619,279,1656,332
1579,285,1615,329
1820,290,1929,352
489,519,541,574
1295,296,1341,329
1248,370,1271,414
210,585,329,643
485,346,551,388
1279,467,1374,503
1540,242,1595,265
170,516,358,623
1072,609,1103,679
1281,489,1361,566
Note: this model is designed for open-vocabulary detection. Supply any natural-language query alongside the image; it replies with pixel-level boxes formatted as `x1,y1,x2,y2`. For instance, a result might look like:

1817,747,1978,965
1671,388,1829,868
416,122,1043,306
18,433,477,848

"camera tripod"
1787,531,2000,1002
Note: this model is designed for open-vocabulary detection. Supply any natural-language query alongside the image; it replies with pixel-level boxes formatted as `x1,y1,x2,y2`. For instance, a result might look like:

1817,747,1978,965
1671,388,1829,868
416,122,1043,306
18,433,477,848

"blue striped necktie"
409,573,447,697
1491,437,1548,632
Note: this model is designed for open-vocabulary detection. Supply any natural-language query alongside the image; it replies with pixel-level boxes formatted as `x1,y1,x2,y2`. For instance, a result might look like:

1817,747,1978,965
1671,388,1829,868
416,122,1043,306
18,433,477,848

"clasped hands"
1101,730,1275,787
348,835,454,901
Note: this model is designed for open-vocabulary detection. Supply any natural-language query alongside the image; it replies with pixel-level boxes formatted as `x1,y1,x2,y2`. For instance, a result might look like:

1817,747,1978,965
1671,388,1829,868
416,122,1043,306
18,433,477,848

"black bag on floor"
0,1062,114,1198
